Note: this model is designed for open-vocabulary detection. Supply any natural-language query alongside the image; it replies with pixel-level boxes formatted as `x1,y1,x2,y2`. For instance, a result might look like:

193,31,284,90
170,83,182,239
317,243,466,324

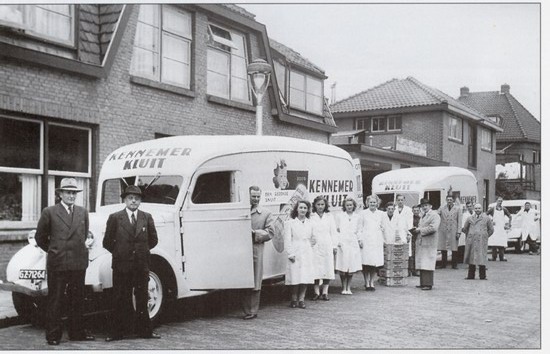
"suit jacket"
35,203,89,271
103,209,158,272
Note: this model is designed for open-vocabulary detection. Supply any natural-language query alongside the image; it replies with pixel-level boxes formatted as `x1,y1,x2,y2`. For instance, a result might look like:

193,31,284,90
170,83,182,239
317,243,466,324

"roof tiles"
269,38,326,77
458,90,540,143
331,77,485,120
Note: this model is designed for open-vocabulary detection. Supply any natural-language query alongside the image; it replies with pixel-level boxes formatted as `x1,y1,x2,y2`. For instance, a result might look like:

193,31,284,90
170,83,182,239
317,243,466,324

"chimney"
460,86,469,98
501,84,510,94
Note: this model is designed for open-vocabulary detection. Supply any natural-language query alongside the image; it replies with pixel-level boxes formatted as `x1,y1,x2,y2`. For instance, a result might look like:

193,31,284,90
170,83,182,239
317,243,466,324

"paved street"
0,252,540,350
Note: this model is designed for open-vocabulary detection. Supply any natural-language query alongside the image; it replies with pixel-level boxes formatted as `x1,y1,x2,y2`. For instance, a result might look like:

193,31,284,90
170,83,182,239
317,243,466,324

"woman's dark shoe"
311,294,320,301
290,301,297,308
298,301,306,309
320,294,330,301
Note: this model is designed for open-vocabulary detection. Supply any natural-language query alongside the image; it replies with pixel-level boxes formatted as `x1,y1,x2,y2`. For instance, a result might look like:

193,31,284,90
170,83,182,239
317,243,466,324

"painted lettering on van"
123,158,166,170
308,180,353,193
379,179,421,191
108,147,192,161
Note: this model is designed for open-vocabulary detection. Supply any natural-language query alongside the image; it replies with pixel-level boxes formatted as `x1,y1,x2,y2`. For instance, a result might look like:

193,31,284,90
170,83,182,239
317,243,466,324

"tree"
495,172,523,200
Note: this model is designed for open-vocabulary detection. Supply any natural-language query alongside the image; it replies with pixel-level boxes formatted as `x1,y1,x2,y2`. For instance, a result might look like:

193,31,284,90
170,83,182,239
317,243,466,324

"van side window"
191,171,238,204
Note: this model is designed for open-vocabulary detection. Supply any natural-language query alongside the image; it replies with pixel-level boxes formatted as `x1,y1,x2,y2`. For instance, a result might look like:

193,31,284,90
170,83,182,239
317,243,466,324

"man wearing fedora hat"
410,198,441,290
103,185,160,341
35,177,95,345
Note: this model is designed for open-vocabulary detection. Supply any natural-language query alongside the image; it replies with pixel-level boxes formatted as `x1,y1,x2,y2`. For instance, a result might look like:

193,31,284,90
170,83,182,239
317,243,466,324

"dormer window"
487,115,502,126
289,70,323,116
206,23,249,103
0,5,74,46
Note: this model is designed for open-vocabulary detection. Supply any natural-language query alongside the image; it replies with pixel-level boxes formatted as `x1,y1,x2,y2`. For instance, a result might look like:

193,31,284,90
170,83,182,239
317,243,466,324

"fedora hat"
56,178,83,192
120,185,142,199
419,198,431,206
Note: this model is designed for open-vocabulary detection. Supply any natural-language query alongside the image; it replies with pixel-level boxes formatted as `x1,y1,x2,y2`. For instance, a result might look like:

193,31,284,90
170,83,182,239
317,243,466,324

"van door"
181,169,254,290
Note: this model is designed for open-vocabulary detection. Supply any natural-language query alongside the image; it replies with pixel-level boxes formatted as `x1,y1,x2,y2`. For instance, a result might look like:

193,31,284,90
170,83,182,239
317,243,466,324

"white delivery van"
1,135,362,323
371,166,478,259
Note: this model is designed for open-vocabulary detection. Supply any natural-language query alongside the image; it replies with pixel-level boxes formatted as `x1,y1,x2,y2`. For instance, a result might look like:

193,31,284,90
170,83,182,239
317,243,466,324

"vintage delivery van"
1,135,362,323
371,166,478,255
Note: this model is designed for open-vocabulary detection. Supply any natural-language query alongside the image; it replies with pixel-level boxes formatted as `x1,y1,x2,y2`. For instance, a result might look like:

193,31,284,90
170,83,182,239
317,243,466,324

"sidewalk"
0,289,19,328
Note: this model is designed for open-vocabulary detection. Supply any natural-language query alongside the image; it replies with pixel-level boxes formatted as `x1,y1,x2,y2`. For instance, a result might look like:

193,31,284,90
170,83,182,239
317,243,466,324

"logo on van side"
107,147,192,170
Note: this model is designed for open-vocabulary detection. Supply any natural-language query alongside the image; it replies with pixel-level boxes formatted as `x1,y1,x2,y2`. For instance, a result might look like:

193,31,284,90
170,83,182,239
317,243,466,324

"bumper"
0,281,48,297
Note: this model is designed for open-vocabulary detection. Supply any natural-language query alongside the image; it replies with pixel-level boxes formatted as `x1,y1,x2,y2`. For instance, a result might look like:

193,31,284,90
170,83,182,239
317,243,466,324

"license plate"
19,269,46,280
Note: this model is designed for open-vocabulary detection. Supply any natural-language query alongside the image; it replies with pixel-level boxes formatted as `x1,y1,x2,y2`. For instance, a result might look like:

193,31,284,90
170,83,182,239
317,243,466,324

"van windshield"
101,175,183,206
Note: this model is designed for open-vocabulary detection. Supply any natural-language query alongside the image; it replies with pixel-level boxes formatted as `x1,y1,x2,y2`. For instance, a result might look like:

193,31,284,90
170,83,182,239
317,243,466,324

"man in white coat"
519,201,540,255
437,195,462,269
395,195,414,274
487,197,512,261
411,198,441,290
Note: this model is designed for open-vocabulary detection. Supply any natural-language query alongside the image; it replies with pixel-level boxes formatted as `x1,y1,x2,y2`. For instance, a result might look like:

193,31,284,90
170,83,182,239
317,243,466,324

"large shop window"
289,70,323,115
207,24,250,103
0,5,74,45
131,5,192,89
0,117,91,224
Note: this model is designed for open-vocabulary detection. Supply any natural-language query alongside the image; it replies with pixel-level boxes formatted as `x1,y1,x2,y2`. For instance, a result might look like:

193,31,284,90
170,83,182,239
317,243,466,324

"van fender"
85,252,113,291
6,244,46,283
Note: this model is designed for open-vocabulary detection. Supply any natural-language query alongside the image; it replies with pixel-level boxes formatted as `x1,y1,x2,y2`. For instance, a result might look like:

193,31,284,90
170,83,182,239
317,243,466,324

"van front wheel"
132,261,175,324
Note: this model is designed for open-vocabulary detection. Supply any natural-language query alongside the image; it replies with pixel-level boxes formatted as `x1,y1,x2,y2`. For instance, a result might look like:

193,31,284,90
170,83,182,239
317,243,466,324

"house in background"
330,76,502,209
0,4,336,242
458,84,541,200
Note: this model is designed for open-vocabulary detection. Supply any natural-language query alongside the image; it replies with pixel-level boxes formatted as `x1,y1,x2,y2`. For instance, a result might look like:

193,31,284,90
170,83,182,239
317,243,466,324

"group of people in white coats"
283,194,420,308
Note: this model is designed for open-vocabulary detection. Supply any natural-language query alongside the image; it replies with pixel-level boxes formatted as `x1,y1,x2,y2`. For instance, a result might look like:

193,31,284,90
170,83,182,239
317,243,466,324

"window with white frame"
387,115,402,131
289,70,323,115
371,117,386,132
448,116,463,142
356,118,369,130
131,5,192,89
0,5,74,45
0,117,92,223
207,23,249,102
481,128,492,151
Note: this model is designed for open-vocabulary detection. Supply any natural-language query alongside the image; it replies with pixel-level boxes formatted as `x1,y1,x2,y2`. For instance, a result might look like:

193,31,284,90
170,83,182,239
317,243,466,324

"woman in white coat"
335,197,362,294
310,196,339,301
358,195,385,291
284,200,316,309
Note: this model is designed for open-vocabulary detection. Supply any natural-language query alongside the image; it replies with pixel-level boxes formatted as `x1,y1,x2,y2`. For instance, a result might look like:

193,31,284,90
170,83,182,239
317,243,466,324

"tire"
12,293,46,327
133,260,175,324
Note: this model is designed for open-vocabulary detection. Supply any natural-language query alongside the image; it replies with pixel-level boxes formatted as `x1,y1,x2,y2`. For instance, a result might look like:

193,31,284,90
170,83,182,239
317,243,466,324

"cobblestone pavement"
0,252,540,350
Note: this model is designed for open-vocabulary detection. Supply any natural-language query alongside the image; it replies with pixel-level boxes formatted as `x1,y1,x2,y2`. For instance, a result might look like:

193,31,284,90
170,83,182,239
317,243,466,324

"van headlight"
28,230,38,247
86,230,94,249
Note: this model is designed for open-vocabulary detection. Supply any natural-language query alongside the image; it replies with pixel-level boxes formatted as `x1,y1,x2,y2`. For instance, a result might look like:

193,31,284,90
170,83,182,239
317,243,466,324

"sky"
242,3,541,120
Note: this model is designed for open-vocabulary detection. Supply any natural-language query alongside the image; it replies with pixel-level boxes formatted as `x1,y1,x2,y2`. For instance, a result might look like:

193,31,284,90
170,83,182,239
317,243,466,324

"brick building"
0,4,336,265
330,77,502,208
458,84,541,200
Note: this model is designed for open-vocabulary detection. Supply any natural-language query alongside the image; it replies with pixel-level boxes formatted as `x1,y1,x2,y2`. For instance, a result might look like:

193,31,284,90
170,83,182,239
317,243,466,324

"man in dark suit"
103,185,160,341
35,177,95,345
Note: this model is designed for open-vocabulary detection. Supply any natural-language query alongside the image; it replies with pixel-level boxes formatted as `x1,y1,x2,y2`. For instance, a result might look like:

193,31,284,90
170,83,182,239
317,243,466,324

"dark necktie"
131,213,136,226
69,205,74,221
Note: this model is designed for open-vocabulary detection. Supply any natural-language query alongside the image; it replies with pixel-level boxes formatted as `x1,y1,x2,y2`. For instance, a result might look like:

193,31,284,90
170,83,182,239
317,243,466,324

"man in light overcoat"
242,186,275,320
462,203,494,280
437,195,462,269
412,198,441,290
35,178,94,345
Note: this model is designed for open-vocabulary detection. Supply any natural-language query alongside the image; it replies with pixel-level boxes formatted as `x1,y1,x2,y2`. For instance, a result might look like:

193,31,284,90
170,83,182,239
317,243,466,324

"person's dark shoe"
311,294,320,301
290,301,297,308
47,340,60,346
320,294,330,301
105,336,122,342
500,258,508,262
465,277,474,280
243,314,257,320
488,258,495,261
452,265,458,269
140,332,161,339
480,277,488,280
298,301,306,309
421,286,432,290
415,285,423,288
369,287,376,291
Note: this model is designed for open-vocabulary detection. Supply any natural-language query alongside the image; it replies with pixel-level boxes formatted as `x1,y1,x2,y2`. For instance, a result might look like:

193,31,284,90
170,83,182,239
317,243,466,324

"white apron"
488,209,508,247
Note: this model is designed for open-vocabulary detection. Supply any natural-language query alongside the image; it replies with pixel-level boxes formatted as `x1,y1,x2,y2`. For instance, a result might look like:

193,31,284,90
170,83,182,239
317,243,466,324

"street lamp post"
247,59,272,136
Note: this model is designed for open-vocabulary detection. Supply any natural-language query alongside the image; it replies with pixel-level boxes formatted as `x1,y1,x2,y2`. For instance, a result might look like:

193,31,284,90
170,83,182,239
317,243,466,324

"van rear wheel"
12,293,46,327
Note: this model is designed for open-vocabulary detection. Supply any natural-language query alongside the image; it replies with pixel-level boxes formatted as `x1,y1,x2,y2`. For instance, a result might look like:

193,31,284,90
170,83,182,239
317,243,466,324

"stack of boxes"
380,243,408,286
